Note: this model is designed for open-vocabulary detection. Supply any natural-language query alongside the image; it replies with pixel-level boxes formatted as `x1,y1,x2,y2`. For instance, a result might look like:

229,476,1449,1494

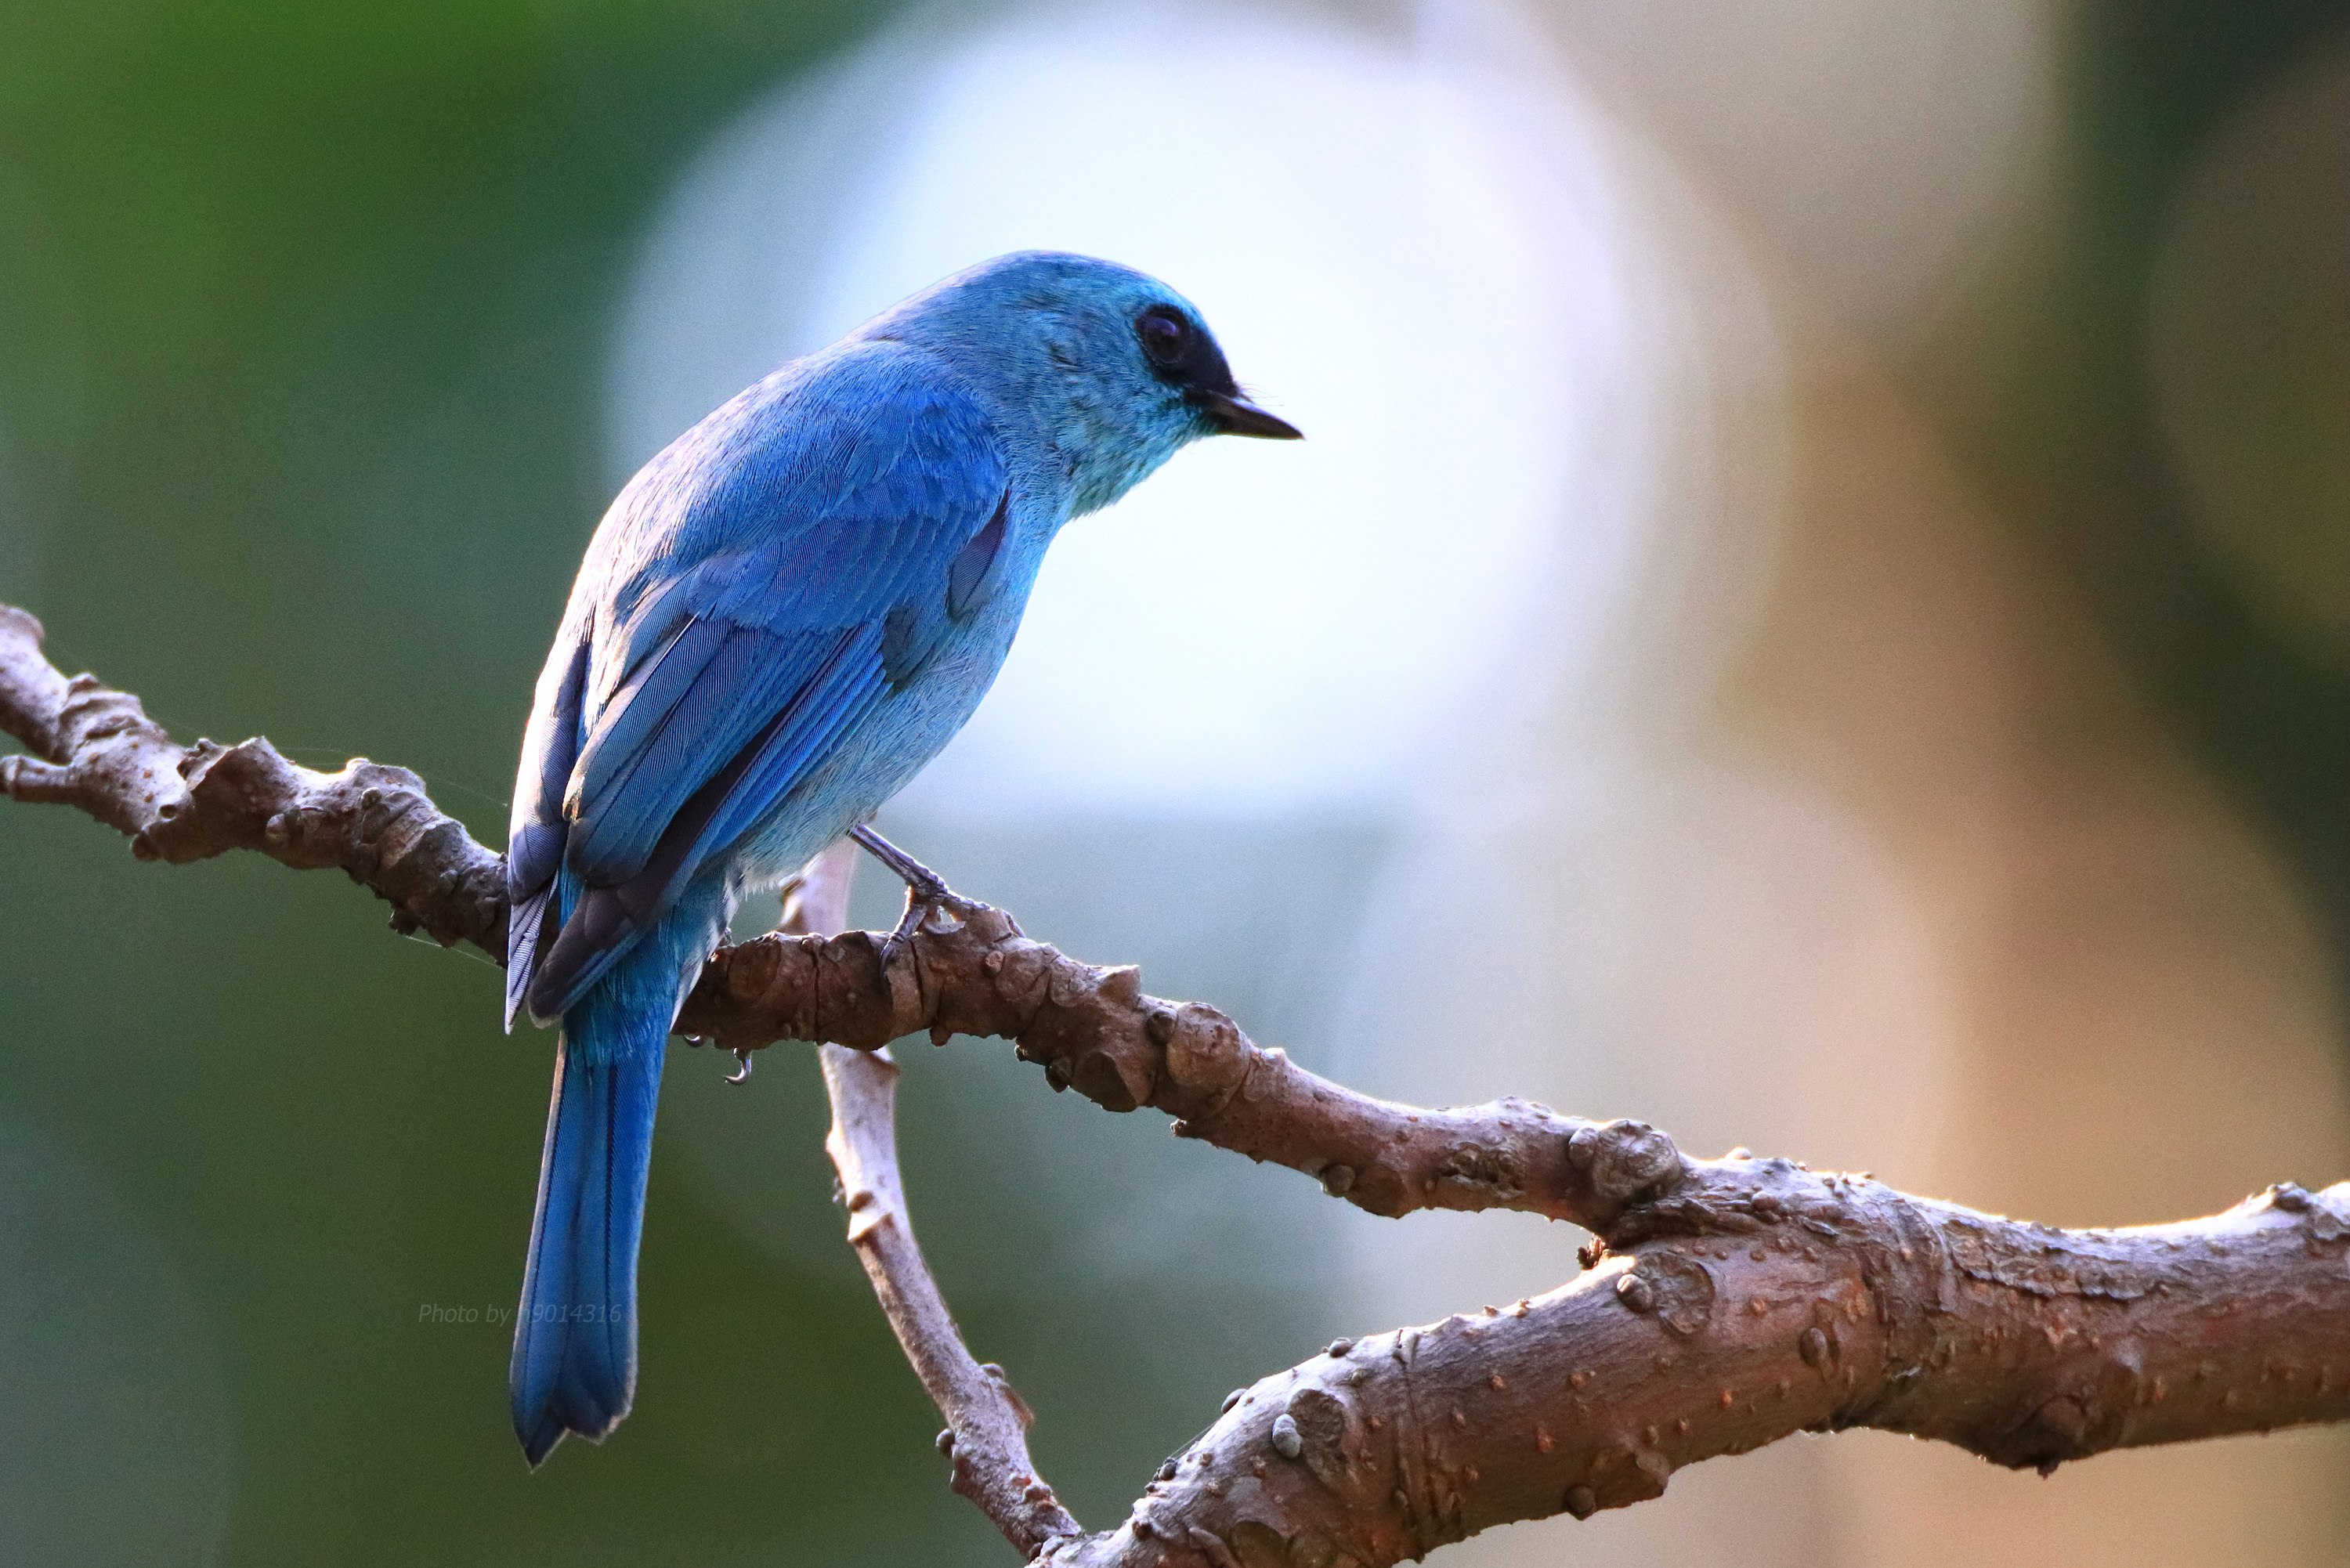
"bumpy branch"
682,898,1650,1233
1038,1171,2350,1567
0,606,506,952
9,602,2350,1568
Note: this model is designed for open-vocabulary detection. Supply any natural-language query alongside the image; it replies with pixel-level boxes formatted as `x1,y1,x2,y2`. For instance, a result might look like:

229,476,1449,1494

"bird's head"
856,251,1301,516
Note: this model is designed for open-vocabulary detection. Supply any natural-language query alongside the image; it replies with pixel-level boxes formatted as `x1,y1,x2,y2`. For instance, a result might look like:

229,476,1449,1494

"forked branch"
6,602,2348,1568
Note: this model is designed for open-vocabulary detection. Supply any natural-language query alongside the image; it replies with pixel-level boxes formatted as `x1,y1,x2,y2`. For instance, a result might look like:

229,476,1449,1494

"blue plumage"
503,251,1299,1465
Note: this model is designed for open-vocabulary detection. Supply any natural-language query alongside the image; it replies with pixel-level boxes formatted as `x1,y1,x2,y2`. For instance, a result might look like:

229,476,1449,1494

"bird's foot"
848,824,997,956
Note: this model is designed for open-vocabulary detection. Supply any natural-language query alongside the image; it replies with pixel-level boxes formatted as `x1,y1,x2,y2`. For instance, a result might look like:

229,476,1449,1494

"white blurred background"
610,2,2348,1563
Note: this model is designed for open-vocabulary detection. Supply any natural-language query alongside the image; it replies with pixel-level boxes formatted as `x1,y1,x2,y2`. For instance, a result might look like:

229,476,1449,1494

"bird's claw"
848,823,989,963
877,891,952,968
724,1048,754,1086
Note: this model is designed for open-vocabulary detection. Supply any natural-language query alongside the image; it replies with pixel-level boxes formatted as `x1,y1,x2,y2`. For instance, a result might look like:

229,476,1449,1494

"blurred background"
0,1,2343,1563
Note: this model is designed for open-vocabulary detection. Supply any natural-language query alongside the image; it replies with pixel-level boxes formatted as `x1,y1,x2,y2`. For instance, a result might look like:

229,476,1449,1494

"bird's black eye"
1136,308,1189,366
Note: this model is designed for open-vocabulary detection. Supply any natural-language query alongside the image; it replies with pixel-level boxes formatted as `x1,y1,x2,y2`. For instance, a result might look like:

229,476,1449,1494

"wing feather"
504,341,1010,1024
504,634,591,1029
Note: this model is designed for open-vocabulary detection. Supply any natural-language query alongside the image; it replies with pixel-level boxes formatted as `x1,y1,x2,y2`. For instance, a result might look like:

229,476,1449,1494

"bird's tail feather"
510,974,666,1467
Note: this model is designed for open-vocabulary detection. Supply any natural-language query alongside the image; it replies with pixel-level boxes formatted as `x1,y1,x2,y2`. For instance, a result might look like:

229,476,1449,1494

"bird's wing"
504,347,1010,1026
504,625,591,1026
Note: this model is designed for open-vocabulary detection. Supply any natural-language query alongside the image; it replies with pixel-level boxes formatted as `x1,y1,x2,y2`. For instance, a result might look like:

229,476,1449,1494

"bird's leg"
848,824,997,952
850,822,951,909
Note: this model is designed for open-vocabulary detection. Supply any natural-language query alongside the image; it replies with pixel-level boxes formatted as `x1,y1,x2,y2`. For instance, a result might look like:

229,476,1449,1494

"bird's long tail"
509,950,669,1468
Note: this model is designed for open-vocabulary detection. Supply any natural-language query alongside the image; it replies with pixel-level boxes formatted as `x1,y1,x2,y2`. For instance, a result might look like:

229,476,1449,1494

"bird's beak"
1196,390,1303,440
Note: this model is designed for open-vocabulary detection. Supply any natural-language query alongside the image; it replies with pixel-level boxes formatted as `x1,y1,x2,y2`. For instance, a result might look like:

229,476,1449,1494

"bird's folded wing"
504,349,1010,1024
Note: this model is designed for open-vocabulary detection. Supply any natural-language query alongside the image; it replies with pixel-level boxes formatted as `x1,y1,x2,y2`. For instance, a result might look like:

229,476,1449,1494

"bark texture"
7,601,2348,1566
1041,1169,2349,1566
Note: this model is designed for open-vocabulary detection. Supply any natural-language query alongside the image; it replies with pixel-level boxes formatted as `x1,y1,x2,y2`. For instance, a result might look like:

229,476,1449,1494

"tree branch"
0,606,506,953
794,844,1083,1558
1036,1170,2350,1566
8,600,2348,1566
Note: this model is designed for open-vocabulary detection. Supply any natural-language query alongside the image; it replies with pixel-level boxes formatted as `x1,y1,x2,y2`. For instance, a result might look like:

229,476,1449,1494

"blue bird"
502,251,1300,1465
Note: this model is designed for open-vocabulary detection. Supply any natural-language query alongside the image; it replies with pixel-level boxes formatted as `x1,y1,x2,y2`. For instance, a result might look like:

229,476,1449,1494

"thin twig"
790,843,1082,1559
